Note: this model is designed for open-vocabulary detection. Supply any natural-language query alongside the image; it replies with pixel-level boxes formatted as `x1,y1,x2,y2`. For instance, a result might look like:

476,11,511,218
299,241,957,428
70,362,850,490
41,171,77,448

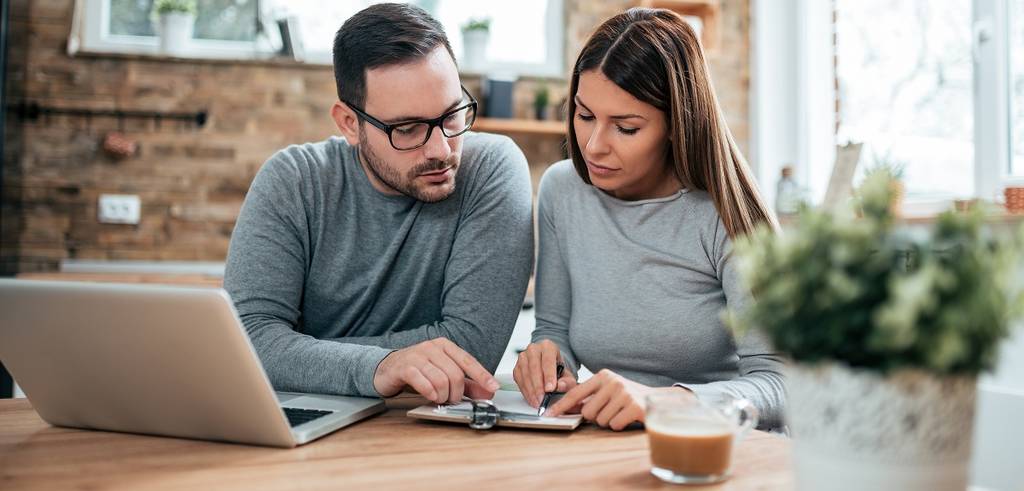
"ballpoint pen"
537,363,565,416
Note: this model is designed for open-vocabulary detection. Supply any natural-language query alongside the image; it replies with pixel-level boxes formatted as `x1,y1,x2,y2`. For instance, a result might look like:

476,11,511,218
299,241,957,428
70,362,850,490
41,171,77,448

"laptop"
0,279,386,448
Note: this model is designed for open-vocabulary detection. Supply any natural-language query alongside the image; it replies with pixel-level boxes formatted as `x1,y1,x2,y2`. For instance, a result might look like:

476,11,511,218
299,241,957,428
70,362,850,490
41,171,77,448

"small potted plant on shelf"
533,85,550,121
460,17,491,71
153,0,197,56
729,168,1024,491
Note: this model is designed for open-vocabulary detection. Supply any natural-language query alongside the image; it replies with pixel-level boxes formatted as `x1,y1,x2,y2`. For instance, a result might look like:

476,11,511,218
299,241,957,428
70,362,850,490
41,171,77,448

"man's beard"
358,132,459,203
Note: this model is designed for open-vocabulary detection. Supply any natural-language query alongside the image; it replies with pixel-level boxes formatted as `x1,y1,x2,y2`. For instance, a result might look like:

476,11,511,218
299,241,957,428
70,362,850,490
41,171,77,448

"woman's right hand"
513,339,578,407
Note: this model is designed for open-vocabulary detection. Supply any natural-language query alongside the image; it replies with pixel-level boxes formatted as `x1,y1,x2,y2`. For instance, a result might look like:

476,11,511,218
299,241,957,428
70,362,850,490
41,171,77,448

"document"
407,390,583,430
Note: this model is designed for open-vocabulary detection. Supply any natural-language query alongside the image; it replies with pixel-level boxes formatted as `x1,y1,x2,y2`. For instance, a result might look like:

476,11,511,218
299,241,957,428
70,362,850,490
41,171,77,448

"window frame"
973,0,1012,201
453,0,566,79
75,0,264,60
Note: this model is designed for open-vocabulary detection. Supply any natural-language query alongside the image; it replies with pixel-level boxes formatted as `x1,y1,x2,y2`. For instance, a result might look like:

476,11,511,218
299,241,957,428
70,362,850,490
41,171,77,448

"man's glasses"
344,86,478,151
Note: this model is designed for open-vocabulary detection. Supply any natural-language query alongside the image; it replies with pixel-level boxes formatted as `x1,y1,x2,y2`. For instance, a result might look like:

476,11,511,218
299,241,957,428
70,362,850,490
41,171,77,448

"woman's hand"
545,369,695,431
513,339,578,407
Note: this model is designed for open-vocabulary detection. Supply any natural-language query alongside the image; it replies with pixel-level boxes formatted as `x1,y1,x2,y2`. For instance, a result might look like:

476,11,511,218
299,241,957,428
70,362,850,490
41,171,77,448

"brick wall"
1,0,750,274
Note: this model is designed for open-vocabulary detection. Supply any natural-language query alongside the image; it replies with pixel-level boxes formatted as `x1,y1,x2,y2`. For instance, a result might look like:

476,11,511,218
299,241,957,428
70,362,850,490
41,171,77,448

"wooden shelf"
474,118,566,136
16,272,223,287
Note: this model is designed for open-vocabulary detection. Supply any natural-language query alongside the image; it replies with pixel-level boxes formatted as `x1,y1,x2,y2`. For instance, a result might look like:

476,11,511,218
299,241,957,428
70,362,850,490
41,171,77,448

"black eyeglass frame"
343,85,478,151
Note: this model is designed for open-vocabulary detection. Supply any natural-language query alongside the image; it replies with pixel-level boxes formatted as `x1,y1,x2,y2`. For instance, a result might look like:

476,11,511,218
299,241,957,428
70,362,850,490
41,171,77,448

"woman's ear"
331,101,360,146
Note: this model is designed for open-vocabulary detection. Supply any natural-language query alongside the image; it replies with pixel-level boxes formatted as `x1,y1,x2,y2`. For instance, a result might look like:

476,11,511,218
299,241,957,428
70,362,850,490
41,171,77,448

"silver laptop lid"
0,279,297,447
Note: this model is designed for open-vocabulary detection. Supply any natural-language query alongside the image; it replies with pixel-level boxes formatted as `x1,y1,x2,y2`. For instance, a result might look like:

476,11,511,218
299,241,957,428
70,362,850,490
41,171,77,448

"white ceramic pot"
159,12,195,56
786,363,976,491
461,29,489,70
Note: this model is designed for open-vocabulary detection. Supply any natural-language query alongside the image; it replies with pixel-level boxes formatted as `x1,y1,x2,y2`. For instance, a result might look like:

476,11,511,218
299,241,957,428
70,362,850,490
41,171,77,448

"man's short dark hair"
333,3,456,110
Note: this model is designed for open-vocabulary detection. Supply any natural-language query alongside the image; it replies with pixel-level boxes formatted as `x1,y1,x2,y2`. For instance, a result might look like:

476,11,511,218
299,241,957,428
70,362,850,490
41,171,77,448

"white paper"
444,390,547,415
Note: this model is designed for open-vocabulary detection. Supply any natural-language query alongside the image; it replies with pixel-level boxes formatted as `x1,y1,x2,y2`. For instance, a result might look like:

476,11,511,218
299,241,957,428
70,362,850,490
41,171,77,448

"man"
223,3,533,405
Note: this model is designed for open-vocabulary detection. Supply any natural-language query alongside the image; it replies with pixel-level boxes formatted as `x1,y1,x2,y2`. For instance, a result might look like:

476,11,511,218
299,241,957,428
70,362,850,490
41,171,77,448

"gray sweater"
532,161,785,429
224,133,534,397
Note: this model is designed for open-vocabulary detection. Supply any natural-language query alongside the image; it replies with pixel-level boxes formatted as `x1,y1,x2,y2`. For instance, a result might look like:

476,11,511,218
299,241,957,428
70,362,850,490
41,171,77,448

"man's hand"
373,338,500,403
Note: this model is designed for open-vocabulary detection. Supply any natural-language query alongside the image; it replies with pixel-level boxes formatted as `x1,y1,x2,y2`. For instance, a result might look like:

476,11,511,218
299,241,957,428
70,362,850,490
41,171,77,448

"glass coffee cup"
645,392,759,484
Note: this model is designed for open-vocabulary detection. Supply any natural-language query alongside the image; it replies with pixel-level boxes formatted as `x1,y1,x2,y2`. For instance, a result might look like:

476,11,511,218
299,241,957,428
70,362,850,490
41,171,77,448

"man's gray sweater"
224,133,534,397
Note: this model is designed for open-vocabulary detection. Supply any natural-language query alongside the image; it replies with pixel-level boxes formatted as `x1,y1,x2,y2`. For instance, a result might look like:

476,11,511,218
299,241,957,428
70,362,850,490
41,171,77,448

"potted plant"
730,169,1024,491
533,85,550,121
866,153,907,215
153,0,197,56
460,17,491,71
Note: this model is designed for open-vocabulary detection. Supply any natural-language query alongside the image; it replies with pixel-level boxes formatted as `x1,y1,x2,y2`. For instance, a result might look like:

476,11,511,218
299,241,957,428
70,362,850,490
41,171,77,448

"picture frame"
276,16,304,62
822,142,863,211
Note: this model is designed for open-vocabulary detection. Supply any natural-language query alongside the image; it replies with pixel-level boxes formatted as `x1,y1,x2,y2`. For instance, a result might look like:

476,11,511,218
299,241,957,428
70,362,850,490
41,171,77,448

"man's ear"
331,101,360,146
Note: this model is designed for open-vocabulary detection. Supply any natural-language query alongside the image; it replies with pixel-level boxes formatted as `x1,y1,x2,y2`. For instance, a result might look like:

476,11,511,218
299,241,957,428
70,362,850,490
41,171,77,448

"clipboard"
406,390,583,431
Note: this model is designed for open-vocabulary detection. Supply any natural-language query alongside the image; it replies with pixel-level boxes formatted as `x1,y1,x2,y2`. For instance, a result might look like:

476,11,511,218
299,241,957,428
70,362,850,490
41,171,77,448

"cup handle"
732,398,759,439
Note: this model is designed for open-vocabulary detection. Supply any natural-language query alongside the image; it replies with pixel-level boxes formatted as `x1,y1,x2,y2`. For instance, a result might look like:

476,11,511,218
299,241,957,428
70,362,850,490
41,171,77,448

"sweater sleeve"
332,135,535,373
529,167,581,376
224,150,392,397
676,222,787,430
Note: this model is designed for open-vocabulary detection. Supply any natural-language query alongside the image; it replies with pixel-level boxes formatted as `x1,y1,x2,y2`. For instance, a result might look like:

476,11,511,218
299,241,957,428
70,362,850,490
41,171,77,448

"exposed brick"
182,145,236,160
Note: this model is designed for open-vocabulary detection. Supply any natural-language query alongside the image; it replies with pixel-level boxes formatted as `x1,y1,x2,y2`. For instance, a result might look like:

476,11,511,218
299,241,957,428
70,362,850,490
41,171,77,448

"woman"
513,8,785,431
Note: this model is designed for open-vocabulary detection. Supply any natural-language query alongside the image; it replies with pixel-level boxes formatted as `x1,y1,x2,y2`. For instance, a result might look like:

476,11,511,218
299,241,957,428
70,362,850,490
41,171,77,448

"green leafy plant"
534,85,550,110
461,17,491,33
154,0,197,16
865,152,907,181
730,168,1024,375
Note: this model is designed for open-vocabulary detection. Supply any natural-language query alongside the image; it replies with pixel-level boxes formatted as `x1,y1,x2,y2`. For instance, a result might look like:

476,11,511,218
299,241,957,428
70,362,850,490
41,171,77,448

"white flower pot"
461,30,489,71
786,363,976,491
159,12,195,56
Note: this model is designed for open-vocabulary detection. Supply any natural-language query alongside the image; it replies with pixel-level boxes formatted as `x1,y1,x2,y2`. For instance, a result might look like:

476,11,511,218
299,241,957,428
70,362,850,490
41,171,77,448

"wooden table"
0,396,792,490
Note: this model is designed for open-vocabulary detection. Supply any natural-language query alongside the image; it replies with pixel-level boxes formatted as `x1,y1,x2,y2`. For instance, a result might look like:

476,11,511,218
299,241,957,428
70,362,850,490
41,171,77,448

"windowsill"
779,206,1024,227
70,50,570,82
72,49,330,69
897,209,1024,225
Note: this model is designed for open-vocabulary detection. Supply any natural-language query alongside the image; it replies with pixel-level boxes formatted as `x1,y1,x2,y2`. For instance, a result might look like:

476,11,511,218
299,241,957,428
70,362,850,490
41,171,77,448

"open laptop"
0,279,386,448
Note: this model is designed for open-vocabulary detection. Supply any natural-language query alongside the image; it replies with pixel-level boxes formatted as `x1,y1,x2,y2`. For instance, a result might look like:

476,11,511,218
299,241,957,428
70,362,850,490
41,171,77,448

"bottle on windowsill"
775,165,803,217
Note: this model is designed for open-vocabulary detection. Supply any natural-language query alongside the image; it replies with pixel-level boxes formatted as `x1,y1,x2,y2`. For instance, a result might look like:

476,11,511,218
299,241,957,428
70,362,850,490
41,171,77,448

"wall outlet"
98,194,141,224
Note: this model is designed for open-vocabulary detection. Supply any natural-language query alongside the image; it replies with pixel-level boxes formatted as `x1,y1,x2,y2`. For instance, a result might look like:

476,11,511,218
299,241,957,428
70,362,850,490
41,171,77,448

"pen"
537,363,565,416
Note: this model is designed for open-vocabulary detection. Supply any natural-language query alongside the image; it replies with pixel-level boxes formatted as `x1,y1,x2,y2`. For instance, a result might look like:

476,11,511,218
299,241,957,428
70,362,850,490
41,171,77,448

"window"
754,0,1020,207
74,0,566,77
108,0,258,41
275,0,565,76
1010,0,1024,175
76,0,263,59
835,0,974,201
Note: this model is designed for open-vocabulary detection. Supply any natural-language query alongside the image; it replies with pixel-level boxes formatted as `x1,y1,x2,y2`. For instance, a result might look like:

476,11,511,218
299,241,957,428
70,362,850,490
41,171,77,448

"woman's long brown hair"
567,8,777,238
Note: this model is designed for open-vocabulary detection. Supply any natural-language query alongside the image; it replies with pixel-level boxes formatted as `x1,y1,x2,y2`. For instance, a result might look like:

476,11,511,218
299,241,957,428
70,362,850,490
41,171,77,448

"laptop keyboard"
282,407,334,427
